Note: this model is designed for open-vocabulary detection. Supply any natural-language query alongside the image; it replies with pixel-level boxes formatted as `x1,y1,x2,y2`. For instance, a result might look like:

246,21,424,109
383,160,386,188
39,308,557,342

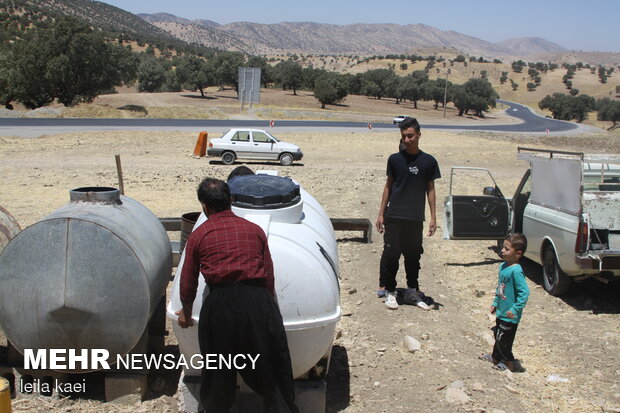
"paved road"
0,100,579,137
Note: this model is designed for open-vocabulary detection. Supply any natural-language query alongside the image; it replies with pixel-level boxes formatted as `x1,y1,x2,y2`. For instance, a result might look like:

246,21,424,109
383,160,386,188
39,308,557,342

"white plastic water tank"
167,175,341,379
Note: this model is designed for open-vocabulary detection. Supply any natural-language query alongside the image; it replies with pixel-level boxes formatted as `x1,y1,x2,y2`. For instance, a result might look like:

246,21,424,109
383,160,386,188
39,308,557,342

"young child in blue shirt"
484,233,530,372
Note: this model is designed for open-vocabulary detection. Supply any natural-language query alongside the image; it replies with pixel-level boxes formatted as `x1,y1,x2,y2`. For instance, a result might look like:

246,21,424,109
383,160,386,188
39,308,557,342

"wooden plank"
160,216,373,243
159,217,181,231
330,218,372,243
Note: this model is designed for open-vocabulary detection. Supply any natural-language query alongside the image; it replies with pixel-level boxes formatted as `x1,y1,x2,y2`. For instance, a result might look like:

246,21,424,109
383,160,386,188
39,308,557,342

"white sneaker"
385,291,398,310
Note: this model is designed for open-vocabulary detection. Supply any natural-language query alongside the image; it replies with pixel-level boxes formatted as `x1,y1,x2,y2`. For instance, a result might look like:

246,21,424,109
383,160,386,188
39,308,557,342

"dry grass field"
4,52,614,131
58,87,517,126
1,61,619,412
1,127,619,412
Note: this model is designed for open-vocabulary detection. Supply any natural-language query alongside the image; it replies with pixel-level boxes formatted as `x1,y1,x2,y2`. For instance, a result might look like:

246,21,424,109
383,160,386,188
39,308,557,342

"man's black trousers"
198,282,298,413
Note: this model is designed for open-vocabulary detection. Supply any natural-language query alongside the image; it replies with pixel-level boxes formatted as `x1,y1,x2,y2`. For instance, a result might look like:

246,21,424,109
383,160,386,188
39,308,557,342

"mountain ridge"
141,14,568,57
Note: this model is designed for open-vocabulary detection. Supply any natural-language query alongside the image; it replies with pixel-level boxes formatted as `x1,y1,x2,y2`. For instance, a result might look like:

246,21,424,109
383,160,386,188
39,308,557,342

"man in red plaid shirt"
178,177,297,413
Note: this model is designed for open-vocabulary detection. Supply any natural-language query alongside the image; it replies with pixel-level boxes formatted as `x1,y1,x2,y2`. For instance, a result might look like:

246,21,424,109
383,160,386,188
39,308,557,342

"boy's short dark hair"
197,178,231,213
399,117,421,133
506,233,527,254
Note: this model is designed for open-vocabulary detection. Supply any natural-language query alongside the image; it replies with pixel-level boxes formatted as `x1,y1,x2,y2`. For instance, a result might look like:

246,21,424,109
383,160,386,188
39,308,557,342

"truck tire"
279,153,294,166
542,245,571,296
221,152,236,165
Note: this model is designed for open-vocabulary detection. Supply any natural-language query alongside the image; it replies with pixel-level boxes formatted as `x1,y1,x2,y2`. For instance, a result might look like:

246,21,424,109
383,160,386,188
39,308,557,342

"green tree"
510,79,519,91
511,60,526,73
452,84,472,116
407,70,429,108
7,33,54,108
277,59,303,95
45,18,137,105
176,55,213,97
539,93,595,122
453,78,498,117
527,82,537,91
596,98,620,127
5,17,137,107
423,78,453,109
598,66,608,83
313,72,348,108
569,88,579,96
247,55,271,87
393,75,422,107
0,45,15,108
499,72,508,84
137,57,166,92
359,68,396,99
161,69,182,92
210,51,245,93
301,67,322,90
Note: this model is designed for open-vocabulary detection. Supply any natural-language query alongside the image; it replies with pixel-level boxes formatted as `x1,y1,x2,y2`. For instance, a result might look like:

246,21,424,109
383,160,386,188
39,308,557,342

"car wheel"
221,152,236,165
542,244,571,296
279,153,294,166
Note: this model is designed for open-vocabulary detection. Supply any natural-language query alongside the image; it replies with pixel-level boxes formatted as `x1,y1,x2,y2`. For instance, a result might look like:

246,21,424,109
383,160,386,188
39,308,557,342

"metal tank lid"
70,187,121,204
229,175,301,209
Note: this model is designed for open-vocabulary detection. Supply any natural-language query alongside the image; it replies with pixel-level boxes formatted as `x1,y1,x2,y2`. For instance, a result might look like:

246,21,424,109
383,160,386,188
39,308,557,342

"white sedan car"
393,115,411,125
207,129,303,166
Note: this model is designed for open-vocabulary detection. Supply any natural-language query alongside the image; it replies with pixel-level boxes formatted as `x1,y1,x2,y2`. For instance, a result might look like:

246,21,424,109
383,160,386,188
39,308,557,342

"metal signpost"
238,67,261,111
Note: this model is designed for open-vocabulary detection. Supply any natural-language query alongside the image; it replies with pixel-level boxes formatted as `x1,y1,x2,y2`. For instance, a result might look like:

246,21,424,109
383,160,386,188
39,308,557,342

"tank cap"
229,175,300,209
70,187,122,204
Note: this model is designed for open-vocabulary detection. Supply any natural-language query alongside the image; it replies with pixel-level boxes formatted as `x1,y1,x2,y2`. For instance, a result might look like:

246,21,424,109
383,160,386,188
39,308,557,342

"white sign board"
238,67,261,107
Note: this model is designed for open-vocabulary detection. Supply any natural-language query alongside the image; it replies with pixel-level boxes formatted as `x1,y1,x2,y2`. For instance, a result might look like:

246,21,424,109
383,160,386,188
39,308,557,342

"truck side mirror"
483,187,495,196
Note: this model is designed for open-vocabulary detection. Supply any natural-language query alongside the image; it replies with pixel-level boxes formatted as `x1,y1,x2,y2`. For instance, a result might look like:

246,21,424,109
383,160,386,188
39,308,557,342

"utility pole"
442,69,451,119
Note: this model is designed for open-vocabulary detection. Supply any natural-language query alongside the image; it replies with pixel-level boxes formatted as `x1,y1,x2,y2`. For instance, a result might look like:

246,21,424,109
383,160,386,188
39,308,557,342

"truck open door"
443,167,511,240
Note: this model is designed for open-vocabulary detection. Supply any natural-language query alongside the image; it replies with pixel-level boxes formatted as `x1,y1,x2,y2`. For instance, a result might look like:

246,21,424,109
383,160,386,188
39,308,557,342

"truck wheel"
221,152,235,165
279,153,294,166
542,245,571,296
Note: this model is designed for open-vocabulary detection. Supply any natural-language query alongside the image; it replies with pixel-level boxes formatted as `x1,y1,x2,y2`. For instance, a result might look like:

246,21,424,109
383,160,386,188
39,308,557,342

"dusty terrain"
7,87,518,126
1,122,619,413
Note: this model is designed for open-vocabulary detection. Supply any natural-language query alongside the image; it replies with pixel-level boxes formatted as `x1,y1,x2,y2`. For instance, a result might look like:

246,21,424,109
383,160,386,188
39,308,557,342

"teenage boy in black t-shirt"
376,117,441,310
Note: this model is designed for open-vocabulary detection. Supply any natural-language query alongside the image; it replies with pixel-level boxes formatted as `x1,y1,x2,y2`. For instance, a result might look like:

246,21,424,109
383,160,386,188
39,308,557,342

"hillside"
141,13,568,58
497,37,567,55
148,21,283,56
0,0,174,42
138,12,220,29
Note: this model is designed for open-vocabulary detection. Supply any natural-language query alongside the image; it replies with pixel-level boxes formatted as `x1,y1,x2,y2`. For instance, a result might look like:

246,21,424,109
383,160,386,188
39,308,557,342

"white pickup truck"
443,147,620,296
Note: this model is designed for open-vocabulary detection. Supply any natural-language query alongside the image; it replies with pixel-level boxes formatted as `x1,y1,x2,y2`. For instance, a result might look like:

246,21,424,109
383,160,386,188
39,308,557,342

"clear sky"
98,0,620,52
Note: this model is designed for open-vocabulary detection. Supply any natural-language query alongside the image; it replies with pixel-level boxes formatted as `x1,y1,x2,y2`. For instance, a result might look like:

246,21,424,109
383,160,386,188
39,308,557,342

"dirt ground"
1,126,620,412
4,87,522,127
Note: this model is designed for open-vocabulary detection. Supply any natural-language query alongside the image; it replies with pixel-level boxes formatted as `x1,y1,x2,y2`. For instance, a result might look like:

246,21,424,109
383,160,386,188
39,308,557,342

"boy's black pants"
492,318,519,363
379,218,424,291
